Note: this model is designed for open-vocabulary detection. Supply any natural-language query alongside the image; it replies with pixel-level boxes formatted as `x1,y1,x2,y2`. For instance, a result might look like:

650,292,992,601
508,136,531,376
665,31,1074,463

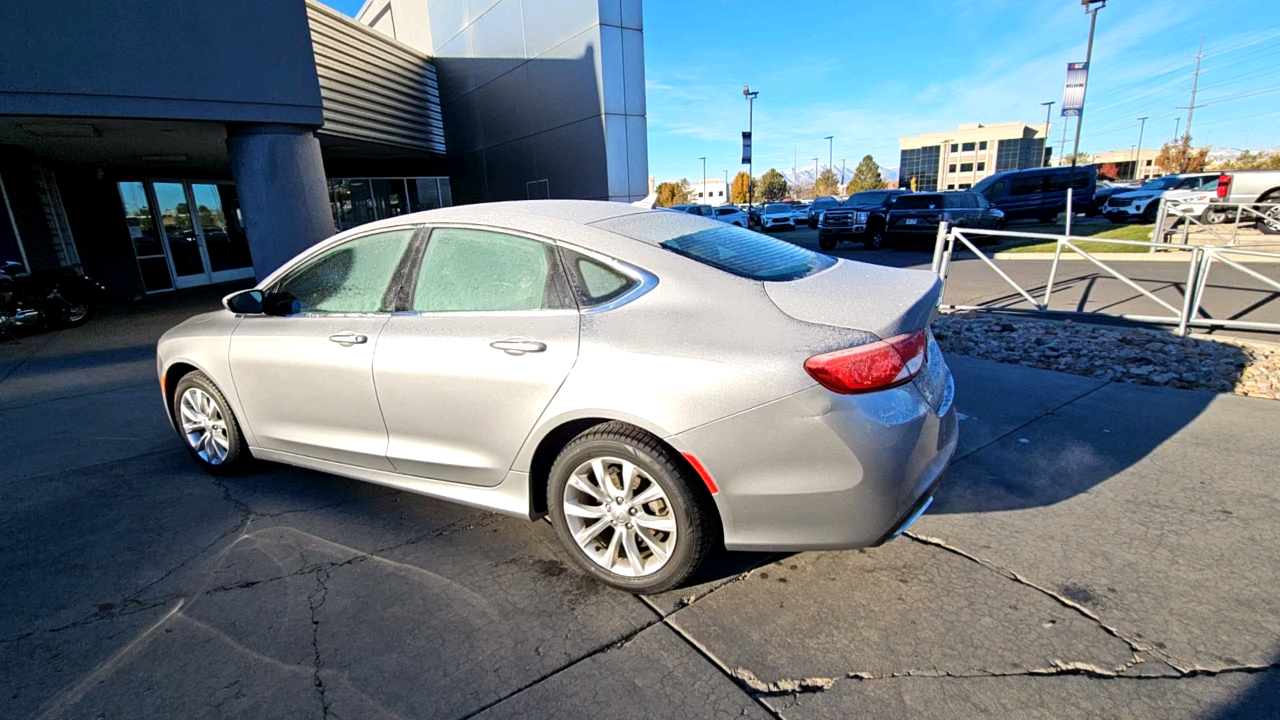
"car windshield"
893,194,943,210
764,204,791,213
658,225,836,281
1140,177,1182,191
813,198,838,209
845,191,890,206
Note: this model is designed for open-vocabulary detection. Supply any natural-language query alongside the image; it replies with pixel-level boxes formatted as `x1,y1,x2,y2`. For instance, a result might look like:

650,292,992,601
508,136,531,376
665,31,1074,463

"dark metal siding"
306,1,446,155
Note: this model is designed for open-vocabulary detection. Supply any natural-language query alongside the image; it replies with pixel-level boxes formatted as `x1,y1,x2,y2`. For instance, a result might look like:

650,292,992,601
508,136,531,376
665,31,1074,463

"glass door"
117,181,174,292
153,182,208,288
191,183,254,283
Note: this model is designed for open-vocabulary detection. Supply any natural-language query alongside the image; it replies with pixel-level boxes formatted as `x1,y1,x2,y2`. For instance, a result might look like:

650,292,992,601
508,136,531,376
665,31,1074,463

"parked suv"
818,189,910,250
1103,173,1216,223
758,202,797,231
972,165,1097,222
1214,169,1280,234
886,191,1004,247
807,196,841,228
711,205,749,227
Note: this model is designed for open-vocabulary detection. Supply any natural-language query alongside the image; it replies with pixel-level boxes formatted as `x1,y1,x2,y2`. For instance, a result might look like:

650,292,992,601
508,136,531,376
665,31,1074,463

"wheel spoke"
621,528,645,575
567,474,605,503
563,499,606,519
629,484,664,508
182,419,203,433
619,460,637,499
637,527,671,563
632,514,675,533
591,459,608,493
573,518,610,546
602,527,623,571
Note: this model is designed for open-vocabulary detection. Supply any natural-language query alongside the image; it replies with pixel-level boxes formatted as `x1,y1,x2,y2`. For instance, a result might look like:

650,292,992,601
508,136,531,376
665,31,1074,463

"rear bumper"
674,367,958,552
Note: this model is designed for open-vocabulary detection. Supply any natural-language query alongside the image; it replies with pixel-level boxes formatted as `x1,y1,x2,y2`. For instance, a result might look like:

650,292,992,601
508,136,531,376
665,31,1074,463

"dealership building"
0,0,647,300
898,122,1051,193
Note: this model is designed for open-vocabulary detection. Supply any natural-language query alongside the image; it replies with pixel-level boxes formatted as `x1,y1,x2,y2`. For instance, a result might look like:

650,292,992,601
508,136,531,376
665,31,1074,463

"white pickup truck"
1214,169,1280,234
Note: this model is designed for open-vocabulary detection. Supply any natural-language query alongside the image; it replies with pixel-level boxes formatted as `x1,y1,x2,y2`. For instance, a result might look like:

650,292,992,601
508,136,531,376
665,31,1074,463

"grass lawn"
1002,223,1154,253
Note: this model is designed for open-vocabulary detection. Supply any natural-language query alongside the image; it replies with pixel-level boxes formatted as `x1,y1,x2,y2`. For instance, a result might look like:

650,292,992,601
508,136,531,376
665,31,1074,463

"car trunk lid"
763,259,941,340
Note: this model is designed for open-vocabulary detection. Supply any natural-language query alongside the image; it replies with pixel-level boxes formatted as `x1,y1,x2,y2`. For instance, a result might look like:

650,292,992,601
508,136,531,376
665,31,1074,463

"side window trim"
556,241,658,314
392,224,577,316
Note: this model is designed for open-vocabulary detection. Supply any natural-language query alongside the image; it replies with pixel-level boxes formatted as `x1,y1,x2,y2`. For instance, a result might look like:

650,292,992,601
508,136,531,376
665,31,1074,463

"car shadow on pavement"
928,334,1252,515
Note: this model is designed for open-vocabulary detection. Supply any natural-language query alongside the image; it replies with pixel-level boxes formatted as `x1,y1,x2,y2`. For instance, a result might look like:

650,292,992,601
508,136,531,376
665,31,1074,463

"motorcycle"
0,260,105,337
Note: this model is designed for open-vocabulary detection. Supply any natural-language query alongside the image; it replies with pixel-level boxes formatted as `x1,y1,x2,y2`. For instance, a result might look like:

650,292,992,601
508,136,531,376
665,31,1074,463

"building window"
958,183,972,190
959,163,974,173
946,184,956,190
977,162,986,171
995,138,1047,172
950,144,959,153
948,164,957,173
1145,159,1153,166
979,141,988,151
961,142,976,152
899,146,940,192
328,177,452,232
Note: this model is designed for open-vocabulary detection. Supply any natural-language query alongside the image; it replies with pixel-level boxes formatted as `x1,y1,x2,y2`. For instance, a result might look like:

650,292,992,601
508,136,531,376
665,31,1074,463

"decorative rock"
933,313,1280,401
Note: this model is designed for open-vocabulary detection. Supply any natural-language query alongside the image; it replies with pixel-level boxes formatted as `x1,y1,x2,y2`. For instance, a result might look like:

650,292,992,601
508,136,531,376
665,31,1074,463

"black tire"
50,287,95,328
172,371,251,475
1037,213,1057,224
818,235,837,251
1256,196,1280,235
865,226,887,250
1142,203,1159,224
547,422,717,594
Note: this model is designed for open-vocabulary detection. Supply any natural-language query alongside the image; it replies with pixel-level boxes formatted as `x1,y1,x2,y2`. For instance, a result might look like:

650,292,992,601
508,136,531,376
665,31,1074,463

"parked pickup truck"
1214,169,1280,234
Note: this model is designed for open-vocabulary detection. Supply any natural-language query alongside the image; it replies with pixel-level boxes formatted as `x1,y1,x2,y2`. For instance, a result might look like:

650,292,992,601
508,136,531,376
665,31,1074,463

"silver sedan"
158,201,957,593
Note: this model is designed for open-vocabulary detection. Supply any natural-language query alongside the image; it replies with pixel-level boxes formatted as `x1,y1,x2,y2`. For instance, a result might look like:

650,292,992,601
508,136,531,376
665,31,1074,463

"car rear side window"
659,225,835,281
561,248,637,307
894,194,943,210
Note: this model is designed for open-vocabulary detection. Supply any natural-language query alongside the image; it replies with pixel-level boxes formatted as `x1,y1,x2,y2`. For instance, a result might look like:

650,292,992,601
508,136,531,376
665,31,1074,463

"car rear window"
590,212,835,281
660,226,835,280
894,194,943,210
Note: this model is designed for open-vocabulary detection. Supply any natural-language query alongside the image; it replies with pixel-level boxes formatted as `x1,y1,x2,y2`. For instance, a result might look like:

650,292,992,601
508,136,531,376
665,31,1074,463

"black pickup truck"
817,189,910,250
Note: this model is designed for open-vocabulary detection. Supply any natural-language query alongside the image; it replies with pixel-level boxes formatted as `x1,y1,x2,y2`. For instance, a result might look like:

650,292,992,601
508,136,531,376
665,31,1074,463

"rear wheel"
50,286,95,328
173,371,250,475
1037,213,1057,224
547,422,716,593
1256,195,1280,234
1204,207,1227,225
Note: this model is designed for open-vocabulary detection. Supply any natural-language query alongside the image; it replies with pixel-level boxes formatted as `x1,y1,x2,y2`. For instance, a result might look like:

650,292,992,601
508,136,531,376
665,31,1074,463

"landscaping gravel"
932,313,1280,400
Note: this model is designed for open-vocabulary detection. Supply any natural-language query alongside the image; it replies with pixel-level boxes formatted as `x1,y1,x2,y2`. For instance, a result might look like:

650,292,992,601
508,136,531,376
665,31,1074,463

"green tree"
730,171,756,204
1218,148,1280,170
655,181,688,207
844,155,886,195
814,168,840,197
759,169,788,202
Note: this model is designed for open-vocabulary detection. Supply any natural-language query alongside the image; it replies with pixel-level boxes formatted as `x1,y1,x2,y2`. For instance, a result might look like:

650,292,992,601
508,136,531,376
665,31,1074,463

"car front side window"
271,228,416,314
411,228,569,312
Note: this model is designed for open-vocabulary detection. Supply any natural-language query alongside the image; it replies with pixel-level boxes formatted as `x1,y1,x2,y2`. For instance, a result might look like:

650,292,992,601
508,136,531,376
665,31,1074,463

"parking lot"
3,287,1279,719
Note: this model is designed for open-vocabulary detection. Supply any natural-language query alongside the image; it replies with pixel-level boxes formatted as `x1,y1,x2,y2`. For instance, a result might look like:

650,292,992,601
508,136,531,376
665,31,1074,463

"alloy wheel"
179,387,230,464
562,456,677,577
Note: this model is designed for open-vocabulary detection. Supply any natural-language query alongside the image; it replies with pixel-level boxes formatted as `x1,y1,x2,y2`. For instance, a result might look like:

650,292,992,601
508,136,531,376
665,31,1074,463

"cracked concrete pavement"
2,293,1279,719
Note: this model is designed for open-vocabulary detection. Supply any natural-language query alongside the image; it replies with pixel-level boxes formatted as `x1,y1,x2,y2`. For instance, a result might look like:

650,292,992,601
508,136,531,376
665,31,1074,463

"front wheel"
818,235,837,251
173,371,251,475
547,422,717,593
865,227,888,250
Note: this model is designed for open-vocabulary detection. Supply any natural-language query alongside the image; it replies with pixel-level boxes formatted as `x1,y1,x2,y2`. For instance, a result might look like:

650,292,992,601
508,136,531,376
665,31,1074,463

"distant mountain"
780,164,896,185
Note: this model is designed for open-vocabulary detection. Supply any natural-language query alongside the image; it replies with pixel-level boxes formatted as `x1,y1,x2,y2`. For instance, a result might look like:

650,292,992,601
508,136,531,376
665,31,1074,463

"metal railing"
930,223,1280,336
1152,198,1280,248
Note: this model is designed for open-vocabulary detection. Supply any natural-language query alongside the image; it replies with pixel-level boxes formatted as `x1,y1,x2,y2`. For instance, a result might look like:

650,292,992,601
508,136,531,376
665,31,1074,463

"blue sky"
319,0,1280,183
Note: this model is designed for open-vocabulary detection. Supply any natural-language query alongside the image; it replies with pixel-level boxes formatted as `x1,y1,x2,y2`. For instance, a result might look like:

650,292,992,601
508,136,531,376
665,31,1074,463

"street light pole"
813,158,819,199
824,136,834,179
699,156,706,204
1134,116,1148,180
1040,101,1055,167
743,86,758,213
1067,0,1106,236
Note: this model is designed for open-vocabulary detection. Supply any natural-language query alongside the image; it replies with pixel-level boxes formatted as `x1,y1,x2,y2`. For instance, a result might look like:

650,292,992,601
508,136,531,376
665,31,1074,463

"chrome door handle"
489,338,547,355
328,332,368,346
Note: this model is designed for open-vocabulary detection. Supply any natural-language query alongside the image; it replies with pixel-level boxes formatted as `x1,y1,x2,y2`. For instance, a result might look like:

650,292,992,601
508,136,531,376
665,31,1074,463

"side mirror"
223,289,263,314
262,291,301,317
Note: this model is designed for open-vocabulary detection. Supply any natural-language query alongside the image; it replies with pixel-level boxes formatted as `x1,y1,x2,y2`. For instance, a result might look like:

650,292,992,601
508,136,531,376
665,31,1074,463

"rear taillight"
804,328,928,394
1217,175,1230,198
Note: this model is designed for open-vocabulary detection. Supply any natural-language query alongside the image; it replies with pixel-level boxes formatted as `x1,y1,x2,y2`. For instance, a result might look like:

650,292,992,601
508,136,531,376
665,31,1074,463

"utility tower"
1176,36,1208,171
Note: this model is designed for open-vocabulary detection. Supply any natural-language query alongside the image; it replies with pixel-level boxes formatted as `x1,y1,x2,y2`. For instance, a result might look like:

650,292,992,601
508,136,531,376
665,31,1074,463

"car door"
228,227,419,470
373,226,580,486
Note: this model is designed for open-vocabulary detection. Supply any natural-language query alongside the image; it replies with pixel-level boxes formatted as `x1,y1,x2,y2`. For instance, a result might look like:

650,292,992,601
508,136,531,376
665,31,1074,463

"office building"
1086,149,1160,181
898,122,1050,192
689,179,729,205
0,0,646,300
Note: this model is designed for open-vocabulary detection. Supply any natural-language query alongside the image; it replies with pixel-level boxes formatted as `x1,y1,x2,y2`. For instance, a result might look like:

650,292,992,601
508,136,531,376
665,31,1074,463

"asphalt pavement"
2,285,1279,719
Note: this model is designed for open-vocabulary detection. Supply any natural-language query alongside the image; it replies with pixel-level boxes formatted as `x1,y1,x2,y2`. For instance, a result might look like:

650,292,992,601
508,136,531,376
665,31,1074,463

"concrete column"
226,124,333,280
